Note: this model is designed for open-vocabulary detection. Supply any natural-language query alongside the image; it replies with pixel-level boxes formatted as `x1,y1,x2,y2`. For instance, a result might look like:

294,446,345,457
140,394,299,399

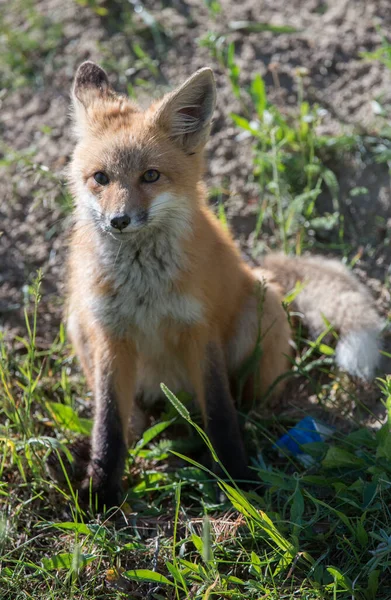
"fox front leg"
80,338,137,510
196,342,253,485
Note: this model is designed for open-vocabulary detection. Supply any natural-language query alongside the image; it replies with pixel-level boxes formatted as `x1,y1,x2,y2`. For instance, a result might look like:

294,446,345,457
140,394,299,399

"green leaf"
42,552,96,571
135,419,175,450
290,487,304,527
229,20,298,34
309,212,340,231
286,188,321,233
131,471,169,493
95,6,108,15
346,428,376,449
300,442,328,458
321,168,339,206
362,482,378,509
251,74,266,117
123,569,173,586
46,402,92,435
53,522,90,535
160,384,190,420
250,551,261,575
191,534,203,554
230,113,260,136
365,570,380,600
202,515,214,564
221,482,296,558
175,559,203,580
318,343,335,356
2,567,13,577
326,567,353,592
349,186,369,197
322,447,365,469
226,575,245,584
169,451,214,476
356,518,368,548
376,429,391,461
283,280,307,305
306,492,355,535
256,470,296,491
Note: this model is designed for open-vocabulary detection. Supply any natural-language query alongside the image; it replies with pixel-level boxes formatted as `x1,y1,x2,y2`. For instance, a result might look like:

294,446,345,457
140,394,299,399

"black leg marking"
81,379,127,510
204,342,254,486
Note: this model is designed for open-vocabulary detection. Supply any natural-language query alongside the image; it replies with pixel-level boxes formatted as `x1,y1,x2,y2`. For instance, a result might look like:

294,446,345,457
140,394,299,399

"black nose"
110,214,131,231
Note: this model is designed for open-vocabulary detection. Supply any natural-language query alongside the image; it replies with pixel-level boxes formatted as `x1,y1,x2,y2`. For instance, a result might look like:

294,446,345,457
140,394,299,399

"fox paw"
46,437,91,484
79,479,122,512
79,464,123,512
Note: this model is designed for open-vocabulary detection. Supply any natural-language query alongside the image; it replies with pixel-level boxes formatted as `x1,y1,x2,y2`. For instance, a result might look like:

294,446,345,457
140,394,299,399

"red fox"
66,61,383,508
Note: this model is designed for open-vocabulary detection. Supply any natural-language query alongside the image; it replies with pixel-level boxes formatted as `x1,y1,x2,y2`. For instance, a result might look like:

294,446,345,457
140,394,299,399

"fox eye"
94,171,109,185
141,169,160,183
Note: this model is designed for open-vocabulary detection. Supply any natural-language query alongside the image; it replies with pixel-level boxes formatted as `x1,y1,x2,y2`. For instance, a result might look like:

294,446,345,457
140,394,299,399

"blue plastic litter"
275,416,335,465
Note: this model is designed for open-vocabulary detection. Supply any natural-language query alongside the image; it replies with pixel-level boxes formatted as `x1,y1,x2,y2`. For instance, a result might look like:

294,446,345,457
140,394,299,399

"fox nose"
110,214,131,231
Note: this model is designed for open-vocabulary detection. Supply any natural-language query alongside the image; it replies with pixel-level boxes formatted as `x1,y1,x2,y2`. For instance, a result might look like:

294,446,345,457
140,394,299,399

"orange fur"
67,65,292,427
67,191,292,418
65,62,382,506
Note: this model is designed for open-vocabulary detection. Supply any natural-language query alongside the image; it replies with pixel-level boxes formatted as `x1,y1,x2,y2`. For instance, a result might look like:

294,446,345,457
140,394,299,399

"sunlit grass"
1,275,390,599
1,2,391,598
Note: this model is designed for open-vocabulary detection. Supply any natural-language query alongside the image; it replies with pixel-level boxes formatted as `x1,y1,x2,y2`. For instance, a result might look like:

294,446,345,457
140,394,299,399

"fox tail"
259,253,385,381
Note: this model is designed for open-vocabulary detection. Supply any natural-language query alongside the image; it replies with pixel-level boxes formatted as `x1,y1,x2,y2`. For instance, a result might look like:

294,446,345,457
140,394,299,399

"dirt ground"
1,0,390,351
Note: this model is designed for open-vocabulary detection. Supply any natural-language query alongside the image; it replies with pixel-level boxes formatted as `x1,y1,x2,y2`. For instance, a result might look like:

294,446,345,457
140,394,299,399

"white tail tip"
335,329,382,381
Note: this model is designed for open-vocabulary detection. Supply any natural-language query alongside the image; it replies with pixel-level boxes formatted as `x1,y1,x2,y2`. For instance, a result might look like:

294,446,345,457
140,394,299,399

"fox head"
69,61,216,238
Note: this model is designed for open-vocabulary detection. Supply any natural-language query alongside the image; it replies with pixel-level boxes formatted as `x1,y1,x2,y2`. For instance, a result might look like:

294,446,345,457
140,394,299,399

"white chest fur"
89,227,203,338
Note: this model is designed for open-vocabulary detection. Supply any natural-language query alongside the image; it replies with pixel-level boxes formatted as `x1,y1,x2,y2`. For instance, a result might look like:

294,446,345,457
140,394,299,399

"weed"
0,0,63,90
74,0,108,17
1,278,391,598
361,29,391,71
0,143,73,215
1,5,390,599
199,37,369,255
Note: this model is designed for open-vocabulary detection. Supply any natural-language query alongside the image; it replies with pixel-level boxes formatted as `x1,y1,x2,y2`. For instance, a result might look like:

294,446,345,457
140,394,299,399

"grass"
202,34,391,270
0,0,64,89
1,276,391,599
201,35,374,258
0,143,73,215
1,2,391,599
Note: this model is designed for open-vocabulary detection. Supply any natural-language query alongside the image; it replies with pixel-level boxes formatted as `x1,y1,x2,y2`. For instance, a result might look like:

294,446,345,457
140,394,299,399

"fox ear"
154,68,216,152
72,61,110,107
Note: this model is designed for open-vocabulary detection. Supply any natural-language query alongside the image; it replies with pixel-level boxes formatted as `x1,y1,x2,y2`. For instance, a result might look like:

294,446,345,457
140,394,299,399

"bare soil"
1,0,390,354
